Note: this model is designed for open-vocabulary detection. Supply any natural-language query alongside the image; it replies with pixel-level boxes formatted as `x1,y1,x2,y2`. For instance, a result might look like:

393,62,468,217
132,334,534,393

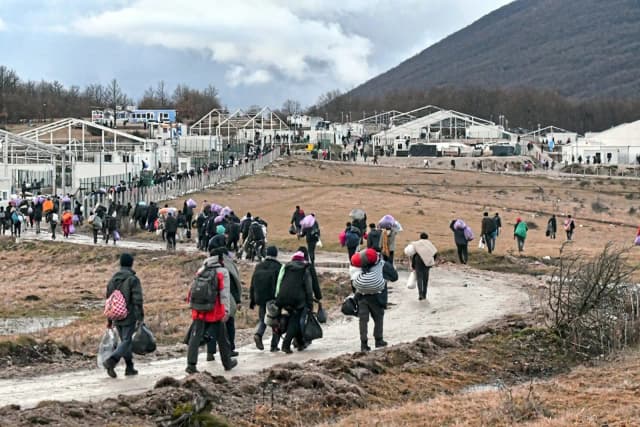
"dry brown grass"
0,239,349,354
328,349,640,426
162,158,640,261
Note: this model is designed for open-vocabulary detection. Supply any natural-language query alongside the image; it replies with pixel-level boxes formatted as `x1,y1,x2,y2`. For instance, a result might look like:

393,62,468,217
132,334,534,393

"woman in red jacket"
62,210,73,238
185,249,237,374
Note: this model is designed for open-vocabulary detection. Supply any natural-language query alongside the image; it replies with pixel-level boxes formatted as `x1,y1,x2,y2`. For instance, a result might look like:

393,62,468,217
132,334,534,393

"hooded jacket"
250,257,282,307
275,261,313,310
188,257,230,323
106,267,144,326
450,220,468,246
481,216,497,235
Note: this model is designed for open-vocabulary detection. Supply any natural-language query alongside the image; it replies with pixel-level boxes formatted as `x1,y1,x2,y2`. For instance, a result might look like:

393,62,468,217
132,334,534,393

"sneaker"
375,340,388,348
185,365,199,374
103,358,117,378
254,334,264,351
206,353,215,362
124,367,138,376
230,350,239,357
224,359,238,371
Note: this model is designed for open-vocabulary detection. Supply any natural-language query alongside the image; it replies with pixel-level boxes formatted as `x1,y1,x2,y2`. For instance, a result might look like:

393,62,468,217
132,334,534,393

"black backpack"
189,265,219,312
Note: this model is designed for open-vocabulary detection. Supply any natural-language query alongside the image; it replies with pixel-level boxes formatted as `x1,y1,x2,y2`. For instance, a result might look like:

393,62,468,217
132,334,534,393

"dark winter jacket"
291,209,304,227
227,221,240,241
548,216,557,232
303,221,320,244
450,220,468,246
106,267,144,326
345,226,361,248
250,258,282,307
481,217,497,235
165,216,178,233
276,261,313,310
240,217,252,239
33,204,43,222
367,229,382,250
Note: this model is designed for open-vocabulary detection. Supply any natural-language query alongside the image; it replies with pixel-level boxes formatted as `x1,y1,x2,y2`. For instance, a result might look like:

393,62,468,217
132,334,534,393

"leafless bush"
548,242,640,356
591,201,609,213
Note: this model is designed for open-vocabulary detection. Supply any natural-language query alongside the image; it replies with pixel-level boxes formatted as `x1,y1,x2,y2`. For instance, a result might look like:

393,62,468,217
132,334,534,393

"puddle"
462,383,503,394
0,317,79,335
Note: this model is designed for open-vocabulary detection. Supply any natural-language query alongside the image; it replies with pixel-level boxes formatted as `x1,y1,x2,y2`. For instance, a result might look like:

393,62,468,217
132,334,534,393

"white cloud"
0,17,6,31
69,0,373,88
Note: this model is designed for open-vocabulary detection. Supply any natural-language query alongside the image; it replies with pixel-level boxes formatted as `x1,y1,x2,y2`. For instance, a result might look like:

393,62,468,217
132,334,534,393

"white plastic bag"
478,237,485,249
406,271,417,289
97,328,119,368
404,244,416,257
316,239,323,248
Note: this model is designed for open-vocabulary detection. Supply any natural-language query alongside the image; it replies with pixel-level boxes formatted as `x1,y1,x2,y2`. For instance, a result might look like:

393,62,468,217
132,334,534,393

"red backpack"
104,289,128,320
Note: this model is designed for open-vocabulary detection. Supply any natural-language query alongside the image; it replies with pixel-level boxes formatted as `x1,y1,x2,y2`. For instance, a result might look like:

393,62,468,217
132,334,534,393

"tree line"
308,86,640,134
0,65,221,127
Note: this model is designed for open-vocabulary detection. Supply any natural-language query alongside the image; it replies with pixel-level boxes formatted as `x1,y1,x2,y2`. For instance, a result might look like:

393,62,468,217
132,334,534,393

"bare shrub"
591,201,609,213
629,207,637,216
487,382,551,424
527,222,539,230
547,242,640,356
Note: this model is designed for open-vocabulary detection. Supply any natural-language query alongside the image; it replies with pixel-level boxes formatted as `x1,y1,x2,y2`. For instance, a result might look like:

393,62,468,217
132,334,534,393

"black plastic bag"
288,225,297,235
341,294,358,317
316,302,327,324
303,312,323,342
132,323,157,355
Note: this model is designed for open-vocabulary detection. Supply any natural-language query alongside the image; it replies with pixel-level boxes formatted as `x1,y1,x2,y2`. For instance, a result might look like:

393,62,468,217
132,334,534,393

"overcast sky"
0,0,512,109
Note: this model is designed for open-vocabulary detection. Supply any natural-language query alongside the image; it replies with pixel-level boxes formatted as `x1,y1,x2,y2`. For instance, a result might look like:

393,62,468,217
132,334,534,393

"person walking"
205,240,241,360
10,207,22,238
494,213,502,237
350,248,398,352
165,211,178,251
290,206,305,235
514,218,528,253
366,223,382,251
301,214,320,265
450,219,472,264
344,222,362,261
381,227,397,265
49,210,58,240
564,215,576,241
62,210,73,238
185,247,237,373
34,201,43,234
103,253,144,378
481,212,497,254
90,211,103,244
249,246,282,352
405,233,438,301
104,212,118,245
547,215,557,239
275,251,314,354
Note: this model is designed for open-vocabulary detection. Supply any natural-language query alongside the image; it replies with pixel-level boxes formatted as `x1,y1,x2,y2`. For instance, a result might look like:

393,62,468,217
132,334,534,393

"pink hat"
291,251,306,262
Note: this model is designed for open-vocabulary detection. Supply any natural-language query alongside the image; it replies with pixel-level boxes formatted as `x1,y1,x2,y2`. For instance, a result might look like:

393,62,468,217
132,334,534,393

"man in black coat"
249,246,282,351
165,212,178,250
103,253,144,378
275,251,314,354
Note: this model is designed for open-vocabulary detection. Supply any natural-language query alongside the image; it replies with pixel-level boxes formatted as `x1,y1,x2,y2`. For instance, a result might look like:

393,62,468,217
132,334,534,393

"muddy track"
0,234,531,409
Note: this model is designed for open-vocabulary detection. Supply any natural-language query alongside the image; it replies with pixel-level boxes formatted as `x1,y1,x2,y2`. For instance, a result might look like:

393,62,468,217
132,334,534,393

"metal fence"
79,173,133,194
81,149,281,215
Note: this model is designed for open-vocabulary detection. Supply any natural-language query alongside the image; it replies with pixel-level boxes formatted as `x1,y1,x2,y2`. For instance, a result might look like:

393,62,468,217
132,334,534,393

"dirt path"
2,232,531,408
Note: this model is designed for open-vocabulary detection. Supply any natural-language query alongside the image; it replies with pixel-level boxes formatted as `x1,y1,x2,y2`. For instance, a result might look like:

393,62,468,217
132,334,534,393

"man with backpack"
250,246,282,352
103,253,144,378
275,251,314,354
186,247,238,373
343,222,362,261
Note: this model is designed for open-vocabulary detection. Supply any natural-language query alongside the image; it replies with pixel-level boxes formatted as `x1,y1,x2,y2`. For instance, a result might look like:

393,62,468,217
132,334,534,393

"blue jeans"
111,324,135,367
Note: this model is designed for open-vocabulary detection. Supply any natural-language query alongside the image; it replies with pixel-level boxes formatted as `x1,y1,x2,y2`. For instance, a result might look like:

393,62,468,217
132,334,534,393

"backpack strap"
274,265,286,298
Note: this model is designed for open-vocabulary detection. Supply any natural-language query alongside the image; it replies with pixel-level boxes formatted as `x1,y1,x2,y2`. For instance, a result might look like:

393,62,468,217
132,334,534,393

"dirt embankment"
0,316,580,426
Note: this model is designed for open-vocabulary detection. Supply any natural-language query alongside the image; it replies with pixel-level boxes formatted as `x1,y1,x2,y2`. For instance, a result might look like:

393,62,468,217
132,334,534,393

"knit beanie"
350,248,378,268
266,246,278,258
291,251,305,262
216,224,226,235
120,253,134,268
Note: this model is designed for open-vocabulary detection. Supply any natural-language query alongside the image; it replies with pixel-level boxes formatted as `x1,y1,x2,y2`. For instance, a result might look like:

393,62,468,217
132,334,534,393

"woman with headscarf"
514,217,528,253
